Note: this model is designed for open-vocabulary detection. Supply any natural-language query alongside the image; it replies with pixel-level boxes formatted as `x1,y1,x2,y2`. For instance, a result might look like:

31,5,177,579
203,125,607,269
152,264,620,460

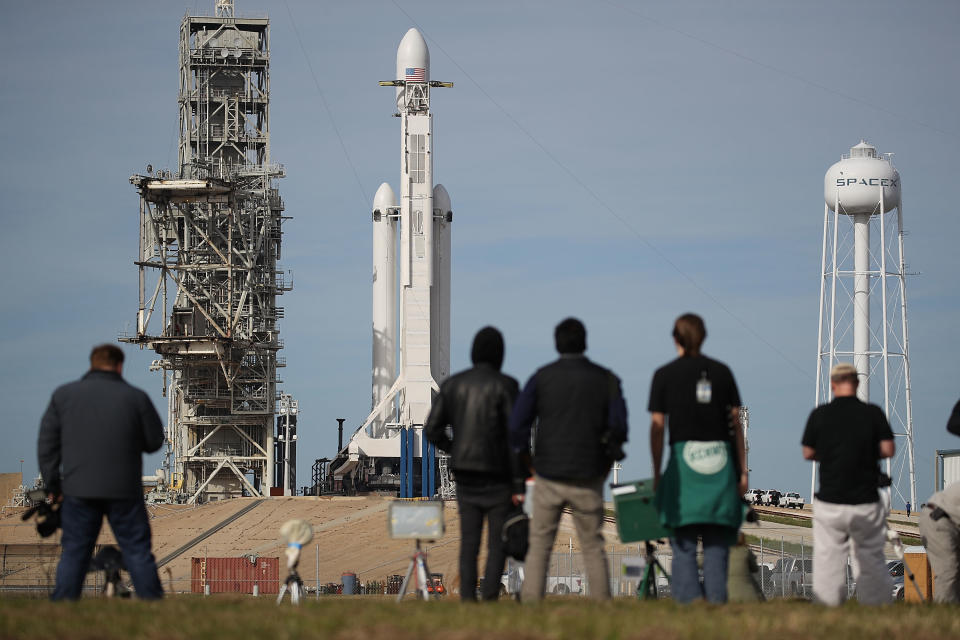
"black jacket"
509,355,628,481
38,370,164,499
424,364,525,492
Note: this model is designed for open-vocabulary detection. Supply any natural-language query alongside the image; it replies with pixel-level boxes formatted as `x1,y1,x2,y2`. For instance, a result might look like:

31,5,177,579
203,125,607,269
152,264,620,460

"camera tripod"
637,540,670,600
396,539,435,602
277,569,304,605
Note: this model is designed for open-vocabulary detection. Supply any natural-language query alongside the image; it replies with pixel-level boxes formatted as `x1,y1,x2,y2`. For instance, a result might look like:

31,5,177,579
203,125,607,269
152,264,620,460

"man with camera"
37,344,165,600
509,318,628,602
424,327,524,601
917,399,960,603
802,362,894,606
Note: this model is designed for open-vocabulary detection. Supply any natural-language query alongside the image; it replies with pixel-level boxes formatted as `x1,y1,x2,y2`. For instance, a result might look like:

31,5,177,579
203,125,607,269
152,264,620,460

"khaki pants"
919,504,960,603
812,498,891,606
521,474,610,602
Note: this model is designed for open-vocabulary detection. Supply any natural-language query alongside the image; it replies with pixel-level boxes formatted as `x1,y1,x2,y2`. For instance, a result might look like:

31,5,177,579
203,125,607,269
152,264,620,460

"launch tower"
123,0,289,503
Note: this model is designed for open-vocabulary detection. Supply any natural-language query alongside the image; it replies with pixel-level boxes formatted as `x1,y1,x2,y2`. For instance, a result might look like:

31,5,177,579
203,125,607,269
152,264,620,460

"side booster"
335,28,453,498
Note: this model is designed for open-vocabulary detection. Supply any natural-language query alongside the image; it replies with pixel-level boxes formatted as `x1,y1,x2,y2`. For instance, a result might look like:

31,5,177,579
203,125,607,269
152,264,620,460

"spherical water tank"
824,140,900,214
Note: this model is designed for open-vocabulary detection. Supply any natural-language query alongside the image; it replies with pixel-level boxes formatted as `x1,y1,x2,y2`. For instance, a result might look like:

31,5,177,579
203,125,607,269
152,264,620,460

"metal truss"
122,6,288,504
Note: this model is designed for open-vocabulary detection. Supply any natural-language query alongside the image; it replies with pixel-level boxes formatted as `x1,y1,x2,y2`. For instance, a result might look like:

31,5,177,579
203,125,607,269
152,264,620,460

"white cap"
396,28,429,109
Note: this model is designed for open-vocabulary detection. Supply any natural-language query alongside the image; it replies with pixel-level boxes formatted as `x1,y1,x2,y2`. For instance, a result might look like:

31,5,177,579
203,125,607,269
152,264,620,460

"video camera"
20,488,61,537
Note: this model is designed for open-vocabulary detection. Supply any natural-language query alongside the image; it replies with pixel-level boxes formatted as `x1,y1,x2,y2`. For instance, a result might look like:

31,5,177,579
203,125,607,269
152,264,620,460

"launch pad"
330,29,454,498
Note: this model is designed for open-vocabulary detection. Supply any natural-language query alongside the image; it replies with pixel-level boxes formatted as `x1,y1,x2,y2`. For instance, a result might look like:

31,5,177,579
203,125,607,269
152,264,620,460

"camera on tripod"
611,479,673,599
21,488,61,537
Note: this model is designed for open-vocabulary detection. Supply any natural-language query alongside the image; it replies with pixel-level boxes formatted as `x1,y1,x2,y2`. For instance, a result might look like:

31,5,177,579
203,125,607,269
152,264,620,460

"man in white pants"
802,363,895,606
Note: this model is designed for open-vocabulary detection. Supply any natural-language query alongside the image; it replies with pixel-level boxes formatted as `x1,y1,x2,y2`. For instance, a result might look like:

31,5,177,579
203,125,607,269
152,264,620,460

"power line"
283,0,369,207
602,0,957,142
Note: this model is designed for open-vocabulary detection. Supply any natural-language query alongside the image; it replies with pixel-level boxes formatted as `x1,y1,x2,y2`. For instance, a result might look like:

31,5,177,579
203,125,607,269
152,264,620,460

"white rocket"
337,29,452,479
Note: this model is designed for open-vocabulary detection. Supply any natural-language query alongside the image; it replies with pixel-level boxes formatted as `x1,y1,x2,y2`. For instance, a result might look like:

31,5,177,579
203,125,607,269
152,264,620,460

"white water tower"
813,140,916,507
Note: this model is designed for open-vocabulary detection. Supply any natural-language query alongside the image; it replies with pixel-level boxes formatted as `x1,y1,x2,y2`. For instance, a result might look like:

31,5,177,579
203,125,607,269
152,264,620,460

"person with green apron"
648,313,747,603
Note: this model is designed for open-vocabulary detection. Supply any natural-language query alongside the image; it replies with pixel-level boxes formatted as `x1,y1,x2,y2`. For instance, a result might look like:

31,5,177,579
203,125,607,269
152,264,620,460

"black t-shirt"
648,355,741,444
802,396,894,505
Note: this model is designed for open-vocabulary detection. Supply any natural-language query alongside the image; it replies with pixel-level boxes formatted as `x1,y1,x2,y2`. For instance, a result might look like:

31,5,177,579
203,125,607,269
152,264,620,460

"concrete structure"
123,0,289,503
331,29,453,497
935,449,960,491
813,140,916,507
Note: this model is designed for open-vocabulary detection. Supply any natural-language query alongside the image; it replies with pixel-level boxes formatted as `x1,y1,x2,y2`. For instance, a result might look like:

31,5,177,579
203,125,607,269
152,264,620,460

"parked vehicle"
744,489,762,504
546,575,583,595
500,565,584,596
887,560,905,600
768,557,812,597
762,490,783,507
782,492,806,509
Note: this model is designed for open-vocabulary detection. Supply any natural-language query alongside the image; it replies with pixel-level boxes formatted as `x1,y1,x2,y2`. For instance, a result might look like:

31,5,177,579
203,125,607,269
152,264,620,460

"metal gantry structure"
123,0,289,503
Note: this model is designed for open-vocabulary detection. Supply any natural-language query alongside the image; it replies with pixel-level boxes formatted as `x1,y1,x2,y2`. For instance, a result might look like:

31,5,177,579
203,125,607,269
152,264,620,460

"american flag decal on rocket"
405,67,425,82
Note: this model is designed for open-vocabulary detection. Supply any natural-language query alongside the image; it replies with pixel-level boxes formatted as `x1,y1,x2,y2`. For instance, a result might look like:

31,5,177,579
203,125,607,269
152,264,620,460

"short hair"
830,362,859,385
90,344,125,369
555,317,586,354
471,326,504,370
672,313,706,357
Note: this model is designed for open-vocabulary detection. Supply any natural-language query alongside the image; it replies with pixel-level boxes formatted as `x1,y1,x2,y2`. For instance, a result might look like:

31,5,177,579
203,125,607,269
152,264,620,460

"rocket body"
368,28,451,436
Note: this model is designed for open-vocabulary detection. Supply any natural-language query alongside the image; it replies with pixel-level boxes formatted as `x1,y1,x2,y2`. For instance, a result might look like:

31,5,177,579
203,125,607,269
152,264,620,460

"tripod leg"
638,564,655,600
416,553,431,600
397,558,417,603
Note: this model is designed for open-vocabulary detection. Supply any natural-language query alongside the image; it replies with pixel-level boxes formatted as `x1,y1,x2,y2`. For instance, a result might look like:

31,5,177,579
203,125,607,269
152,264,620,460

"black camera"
21,488,61,537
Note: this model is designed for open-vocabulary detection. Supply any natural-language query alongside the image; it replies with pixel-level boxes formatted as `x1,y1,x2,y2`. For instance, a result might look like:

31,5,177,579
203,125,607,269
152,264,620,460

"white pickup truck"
782,492,806,509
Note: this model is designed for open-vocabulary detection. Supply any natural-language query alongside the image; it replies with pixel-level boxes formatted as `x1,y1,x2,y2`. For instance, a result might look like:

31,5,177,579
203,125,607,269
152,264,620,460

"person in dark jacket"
509,318,628,601
38,344,165,600
425,327,524,601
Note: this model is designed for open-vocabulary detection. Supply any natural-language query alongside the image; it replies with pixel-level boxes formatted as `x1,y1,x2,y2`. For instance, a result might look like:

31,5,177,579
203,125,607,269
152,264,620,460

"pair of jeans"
456,481,513,601
52,496,163,600
670,524,733,603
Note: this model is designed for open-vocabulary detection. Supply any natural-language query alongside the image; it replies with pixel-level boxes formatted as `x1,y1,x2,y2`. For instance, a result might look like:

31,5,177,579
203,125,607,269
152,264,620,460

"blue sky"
1,1,958,505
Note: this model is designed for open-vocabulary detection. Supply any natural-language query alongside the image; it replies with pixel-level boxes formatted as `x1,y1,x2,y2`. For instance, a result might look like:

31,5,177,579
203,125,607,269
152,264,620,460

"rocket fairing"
334,28,453,485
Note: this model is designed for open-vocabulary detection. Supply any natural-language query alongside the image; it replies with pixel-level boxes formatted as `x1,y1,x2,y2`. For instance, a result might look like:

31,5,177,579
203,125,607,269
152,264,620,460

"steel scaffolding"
123,1,289,503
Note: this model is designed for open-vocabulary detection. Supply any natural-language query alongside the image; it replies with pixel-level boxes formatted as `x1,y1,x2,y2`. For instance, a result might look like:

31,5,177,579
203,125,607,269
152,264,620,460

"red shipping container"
191,556,280,594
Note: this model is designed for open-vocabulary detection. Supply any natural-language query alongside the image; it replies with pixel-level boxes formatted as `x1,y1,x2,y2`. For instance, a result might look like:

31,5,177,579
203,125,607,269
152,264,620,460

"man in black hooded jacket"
425,326,525,601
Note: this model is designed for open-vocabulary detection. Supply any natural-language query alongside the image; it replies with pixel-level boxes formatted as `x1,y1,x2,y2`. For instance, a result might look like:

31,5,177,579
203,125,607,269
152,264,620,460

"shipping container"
190,556,280,594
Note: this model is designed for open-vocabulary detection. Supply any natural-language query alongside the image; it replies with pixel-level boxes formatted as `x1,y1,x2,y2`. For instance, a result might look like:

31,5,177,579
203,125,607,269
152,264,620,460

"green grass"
0,596,957,640
756,513,813,529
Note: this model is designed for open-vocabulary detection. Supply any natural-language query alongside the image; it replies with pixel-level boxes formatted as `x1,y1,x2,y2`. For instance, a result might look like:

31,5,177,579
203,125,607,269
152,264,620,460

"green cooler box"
611,479,673,543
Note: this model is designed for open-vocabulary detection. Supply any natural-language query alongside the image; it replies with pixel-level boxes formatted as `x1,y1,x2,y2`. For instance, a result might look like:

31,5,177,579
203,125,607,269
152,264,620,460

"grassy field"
1,596,958,640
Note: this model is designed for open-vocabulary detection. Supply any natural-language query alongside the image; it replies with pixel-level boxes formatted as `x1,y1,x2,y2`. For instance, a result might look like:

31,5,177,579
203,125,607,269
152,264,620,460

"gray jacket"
38,370,164,499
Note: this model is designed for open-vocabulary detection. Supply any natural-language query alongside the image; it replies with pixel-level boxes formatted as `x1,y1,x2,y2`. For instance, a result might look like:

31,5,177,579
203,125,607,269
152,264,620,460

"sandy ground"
0,497,910,592
1,496,625,593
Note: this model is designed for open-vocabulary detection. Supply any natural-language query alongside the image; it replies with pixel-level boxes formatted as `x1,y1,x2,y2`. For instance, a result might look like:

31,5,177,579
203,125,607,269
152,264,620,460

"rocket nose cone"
396,27,429,81
373,182,397,212
433,184,451,213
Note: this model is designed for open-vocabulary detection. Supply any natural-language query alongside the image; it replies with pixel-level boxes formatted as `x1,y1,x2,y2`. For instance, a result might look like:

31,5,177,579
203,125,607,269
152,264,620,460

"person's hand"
511,494,525,506
47,493,62,504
